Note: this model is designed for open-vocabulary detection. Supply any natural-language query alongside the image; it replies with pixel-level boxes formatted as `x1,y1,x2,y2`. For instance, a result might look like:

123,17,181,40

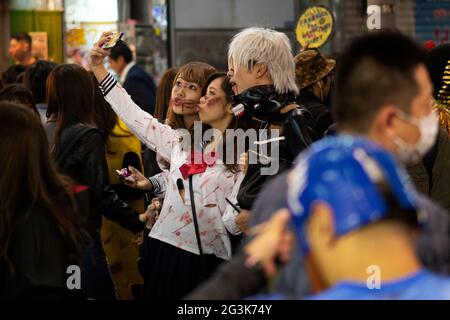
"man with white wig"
227,27,316,231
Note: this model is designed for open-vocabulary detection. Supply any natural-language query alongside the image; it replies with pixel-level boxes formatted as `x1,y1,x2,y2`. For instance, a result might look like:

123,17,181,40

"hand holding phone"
116,168,135,183
102,32,123,49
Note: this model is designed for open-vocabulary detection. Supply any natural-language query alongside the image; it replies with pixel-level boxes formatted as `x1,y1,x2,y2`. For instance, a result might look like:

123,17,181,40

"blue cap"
287,135,419,254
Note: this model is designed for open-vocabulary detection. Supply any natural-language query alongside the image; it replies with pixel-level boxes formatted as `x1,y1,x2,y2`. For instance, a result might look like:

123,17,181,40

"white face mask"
394,110,439,165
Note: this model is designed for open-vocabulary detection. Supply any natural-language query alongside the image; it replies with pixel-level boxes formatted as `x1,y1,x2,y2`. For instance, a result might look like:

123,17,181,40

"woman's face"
171,77,201,116
197,77,231,125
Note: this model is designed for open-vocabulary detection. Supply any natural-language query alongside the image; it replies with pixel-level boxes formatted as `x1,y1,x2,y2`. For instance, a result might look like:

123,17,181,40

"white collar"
120,61,136,84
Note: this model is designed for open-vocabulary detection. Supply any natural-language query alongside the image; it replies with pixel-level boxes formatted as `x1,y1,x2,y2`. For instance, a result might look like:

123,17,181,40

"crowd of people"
1,26,450,300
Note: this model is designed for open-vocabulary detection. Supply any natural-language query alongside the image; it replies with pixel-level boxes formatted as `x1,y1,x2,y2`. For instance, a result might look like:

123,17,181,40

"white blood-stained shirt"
100,73,243,260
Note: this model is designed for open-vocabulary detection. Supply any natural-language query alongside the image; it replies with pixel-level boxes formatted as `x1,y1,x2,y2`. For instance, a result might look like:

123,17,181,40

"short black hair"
333,31,426,133
109,40,133,64
23,60,57,103
11,32,32,46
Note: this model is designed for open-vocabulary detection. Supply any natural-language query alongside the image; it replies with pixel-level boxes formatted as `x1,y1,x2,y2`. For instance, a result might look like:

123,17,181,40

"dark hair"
166,61,216,130
201,72,234,100
23,60,57,103
89,72,133,153
0,102,84,272
201,72,256,173
333,31,426,133
154,67,179,122
10,32,32,47
109,40,133,64
46,64,96,149
89,72,117,138
425,43,450,100
1,65,27,85
376,181,419,230
0,83,39,115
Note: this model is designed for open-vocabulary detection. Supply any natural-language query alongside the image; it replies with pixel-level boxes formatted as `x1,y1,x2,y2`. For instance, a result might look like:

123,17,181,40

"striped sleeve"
99,73,117,96
101,74,177,162
148,172,167,198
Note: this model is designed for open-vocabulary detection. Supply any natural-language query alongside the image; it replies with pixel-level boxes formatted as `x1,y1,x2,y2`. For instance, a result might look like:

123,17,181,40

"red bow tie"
179,151,216,179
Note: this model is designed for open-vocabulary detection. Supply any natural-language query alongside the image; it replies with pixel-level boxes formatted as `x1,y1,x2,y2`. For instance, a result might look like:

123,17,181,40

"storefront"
3,0,168,81
1,0,449,76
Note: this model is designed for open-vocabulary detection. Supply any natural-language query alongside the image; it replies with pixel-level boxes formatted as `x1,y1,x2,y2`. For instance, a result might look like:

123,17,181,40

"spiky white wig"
228,27,298,95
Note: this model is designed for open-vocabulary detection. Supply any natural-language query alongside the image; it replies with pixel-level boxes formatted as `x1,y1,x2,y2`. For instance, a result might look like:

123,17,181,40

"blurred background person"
9,32,37,67
294,48,336,139
109,40,156,115
0,102,85,299
407,43,450,213
23,60,57,124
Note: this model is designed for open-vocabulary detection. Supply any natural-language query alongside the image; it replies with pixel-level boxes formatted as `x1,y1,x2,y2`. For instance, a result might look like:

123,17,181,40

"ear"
307,201,335,252
372,105,398,139
255,63,269,79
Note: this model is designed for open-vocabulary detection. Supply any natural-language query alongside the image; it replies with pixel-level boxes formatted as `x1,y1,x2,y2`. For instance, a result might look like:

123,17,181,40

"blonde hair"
228,27,298,95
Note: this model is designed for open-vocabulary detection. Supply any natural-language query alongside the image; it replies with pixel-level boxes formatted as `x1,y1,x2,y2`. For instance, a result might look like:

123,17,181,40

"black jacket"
298,89,333,139
233,85,317,210
55,124,144,236
123,64,157,115
0,205,77,299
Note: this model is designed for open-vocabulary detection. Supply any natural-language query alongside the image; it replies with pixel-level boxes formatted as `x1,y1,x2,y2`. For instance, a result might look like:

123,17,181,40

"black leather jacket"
231,85,317,210
55,124,144,236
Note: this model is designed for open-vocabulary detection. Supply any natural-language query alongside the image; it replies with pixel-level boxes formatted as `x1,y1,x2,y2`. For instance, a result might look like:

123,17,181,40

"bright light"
65,0,118,23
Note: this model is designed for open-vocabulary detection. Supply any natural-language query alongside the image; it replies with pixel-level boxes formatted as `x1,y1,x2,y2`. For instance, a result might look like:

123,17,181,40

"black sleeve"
124,76,156,115
80,131,144,233
184,253,268,300
283,108,315,161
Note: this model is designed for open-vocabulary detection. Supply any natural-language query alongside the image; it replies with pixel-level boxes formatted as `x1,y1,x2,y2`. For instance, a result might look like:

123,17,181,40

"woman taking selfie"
90,33,250,299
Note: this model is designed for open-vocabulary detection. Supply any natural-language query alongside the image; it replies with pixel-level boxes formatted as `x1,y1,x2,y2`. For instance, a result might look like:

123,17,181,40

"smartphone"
116,168,135,183
103,32,123,49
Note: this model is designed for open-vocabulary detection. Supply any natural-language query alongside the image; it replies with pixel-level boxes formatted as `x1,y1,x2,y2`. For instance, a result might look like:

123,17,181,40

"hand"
244,209,294,279
132,231,144,246
124,166,153,191
89,31,113,68
139,198,162,230
235,209,251,234
239,152,249,174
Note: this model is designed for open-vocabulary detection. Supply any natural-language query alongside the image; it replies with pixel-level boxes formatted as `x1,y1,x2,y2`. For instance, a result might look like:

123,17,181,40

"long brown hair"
0,102,84,272
46,64,96,149
154,67,179,122
166,62,216,130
